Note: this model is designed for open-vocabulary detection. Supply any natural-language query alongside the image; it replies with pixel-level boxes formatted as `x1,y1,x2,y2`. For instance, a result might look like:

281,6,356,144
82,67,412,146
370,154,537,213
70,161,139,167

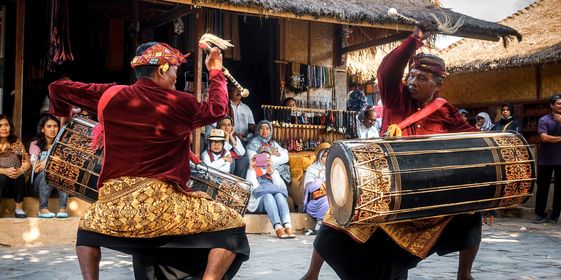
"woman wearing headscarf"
475,112,494,131
491,104,522,133
303,142,331,234
246,120,291,184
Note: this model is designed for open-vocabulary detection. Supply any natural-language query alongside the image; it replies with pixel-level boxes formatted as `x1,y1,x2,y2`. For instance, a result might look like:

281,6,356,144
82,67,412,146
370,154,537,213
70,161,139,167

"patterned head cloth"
411,53,448,78
130,43,189,69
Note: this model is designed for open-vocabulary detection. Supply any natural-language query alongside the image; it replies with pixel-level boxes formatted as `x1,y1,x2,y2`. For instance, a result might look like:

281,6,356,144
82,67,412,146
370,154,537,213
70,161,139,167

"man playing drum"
302,25,480,280
48,43,249,279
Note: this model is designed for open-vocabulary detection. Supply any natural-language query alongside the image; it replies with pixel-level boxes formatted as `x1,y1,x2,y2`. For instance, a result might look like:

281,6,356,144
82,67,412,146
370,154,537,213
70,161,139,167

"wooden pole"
192,8,205,156
13,0,25,138
535,64,542,100
306,21,311,107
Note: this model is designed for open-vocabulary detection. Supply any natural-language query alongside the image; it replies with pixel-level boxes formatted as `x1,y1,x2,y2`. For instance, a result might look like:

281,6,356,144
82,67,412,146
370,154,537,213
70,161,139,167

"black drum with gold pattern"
327,132,535,227
45,116,252,216
189,162,251,216
45,116,100,203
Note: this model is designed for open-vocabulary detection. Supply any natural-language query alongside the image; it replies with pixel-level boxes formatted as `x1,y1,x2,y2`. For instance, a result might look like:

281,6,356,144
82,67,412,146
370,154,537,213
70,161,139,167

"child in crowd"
201,129,232,173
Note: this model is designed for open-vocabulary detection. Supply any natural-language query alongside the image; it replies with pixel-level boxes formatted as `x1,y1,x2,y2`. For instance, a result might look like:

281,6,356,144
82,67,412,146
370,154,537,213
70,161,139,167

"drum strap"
91,85,127,149
385,98,447,137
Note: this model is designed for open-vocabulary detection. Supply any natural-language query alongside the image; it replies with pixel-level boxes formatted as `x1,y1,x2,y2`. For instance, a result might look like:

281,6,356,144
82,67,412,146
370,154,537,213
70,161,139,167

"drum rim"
326,141,358,227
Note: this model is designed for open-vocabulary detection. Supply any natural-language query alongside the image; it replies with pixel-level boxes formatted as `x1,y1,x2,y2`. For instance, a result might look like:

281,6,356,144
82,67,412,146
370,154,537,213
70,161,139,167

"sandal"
275,228,288,239
285,227,296,238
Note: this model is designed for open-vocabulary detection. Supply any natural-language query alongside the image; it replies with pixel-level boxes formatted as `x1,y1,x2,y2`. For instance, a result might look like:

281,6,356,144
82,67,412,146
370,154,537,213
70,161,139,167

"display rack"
262,105,358,151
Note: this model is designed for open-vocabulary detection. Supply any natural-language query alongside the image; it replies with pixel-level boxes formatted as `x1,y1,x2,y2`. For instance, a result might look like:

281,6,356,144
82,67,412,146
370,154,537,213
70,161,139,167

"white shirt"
224,135,246,157
230,102,255,136
357,120,380,138
201,150,232,173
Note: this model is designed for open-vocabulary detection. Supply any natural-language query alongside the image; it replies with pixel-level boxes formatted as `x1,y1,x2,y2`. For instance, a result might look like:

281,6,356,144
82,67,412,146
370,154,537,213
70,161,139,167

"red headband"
411,53,448,78
130,43,189,68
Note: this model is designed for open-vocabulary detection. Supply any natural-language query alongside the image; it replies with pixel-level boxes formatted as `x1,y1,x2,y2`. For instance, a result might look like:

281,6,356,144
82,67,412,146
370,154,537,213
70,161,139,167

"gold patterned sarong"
323,209,450,259
79,176,245,238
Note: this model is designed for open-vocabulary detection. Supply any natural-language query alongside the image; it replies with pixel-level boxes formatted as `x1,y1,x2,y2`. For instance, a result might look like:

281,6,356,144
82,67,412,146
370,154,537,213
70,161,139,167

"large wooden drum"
326,132,535,227
45,116,252,216
45,116,100,203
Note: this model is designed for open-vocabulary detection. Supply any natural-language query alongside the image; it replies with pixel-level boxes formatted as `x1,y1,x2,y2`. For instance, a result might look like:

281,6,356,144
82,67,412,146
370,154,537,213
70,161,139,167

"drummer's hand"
553,113,561,124
205,47,223,71
413,21,434,40
60,116,70,126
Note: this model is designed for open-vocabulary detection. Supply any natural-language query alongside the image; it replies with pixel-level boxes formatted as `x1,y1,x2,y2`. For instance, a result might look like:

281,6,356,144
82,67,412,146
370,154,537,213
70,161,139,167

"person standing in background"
533,93,561,224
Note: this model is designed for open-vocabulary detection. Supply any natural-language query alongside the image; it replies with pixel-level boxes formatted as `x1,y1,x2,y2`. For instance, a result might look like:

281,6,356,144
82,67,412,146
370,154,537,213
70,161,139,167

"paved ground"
1,218,560,279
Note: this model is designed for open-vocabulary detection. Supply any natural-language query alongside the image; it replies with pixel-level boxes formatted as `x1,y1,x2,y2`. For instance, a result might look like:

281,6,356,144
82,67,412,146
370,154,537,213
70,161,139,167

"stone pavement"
1,218,560,280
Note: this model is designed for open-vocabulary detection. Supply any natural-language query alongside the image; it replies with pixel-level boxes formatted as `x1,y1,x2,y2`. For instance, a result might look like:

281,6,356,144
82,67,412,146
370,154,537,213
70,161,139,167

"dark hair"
283,97,296,106
550,93,561,105
35,114,60,151
218,116,235,127
134,42,159,79
500,103,514,115
0,115,18,144
314,149,329,165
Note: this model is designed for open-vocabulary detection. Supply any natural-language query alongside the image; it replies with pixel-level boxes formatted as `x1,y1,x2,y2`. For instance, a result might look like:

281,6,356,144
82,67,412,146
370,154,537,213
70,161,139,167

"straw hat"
208,129,226,141
315,142,331,157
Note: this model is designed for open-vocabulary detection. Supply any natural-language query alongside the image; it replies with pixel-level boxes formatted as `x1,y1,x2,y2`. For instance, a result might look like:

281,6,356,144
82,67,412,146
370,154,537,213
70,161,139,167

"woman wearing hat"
201,129,233,173
303,142,331,234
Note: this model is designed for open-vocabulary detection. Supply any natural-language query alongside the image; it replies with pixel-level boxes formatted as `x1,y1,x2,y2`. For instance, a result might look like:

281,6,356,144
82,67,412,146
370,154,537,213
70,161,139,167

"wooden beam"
341,32,409,54
535,64,542,100
140,5,194,31
13,0,24,138
192,9,205,156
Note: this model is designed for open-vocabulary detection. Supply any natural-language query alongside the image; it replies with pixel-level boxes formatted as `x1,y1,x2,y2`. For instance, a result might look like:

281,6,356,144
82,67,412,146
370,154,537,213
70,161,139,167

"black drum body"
188,162,251,216
326,132,536,227
45,116,100,203
45,116,252,216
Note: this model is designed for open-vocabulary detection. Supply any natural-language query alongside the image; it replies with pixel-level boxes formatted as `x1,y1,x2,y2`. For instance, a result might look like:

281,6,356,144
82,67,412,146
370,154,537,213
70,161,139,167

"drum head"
326,142,357,227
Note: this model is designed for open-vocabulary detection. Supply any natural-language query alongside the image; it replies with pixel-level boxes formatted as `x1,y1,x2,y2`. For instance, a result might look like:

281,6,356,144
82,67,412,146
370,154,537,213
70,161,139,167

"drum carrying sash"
327,132,535,227
45,116,251,216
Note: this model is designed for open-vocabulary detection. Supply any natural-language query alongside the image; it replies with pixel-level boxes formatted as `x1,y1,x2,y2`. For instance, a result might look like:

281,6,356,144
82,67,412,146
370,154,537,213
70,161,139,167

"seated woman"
217,117,248,177
302,142,331,234
246,151,294,239
29,114,68,218
246,120,291,184
200,129,232,173
0,115,31,218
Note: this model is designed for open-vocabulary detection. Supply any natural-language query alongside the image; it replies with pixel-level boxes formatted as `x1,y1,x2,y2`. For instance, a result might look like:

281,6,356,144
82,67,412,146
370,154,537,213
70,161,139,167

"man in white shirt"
357,107,380,138
228,84,256,142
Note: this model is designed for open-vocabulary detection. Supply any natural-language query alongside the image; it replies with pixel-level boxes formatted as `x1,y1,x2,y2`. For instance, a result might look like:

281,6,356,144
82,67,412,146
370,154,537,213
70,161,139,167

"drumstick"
199,33,250,97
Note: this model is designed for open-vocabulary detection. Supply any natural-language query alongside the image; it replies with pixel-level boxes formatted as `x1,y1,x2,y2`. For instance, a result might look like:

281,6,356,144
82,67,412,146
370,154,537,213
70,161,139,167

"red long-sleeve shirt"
48,70,228,187
377,36,476,135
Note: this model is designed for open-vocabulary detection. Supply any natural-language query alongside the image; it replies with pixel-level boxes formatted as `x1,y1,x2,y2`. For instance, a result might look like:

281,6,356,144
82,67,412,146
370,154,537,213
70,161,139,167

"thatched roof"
440,0,559,73
166,0,521,41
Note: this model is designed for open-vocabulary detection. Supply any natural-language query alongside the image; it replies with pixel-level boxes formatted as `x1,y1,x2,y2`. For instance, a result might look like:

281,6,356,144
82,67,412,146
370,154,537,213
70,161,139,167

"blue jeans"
34,172,68,210
255,192,291,228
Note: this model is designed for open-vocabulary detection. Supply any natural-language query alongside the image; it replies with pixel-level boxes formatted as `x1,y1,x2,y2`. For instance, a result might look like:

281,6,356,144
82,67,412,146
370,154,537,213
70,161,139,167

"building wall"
540,63,561,100
439,66,537,106
283,19,347,109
